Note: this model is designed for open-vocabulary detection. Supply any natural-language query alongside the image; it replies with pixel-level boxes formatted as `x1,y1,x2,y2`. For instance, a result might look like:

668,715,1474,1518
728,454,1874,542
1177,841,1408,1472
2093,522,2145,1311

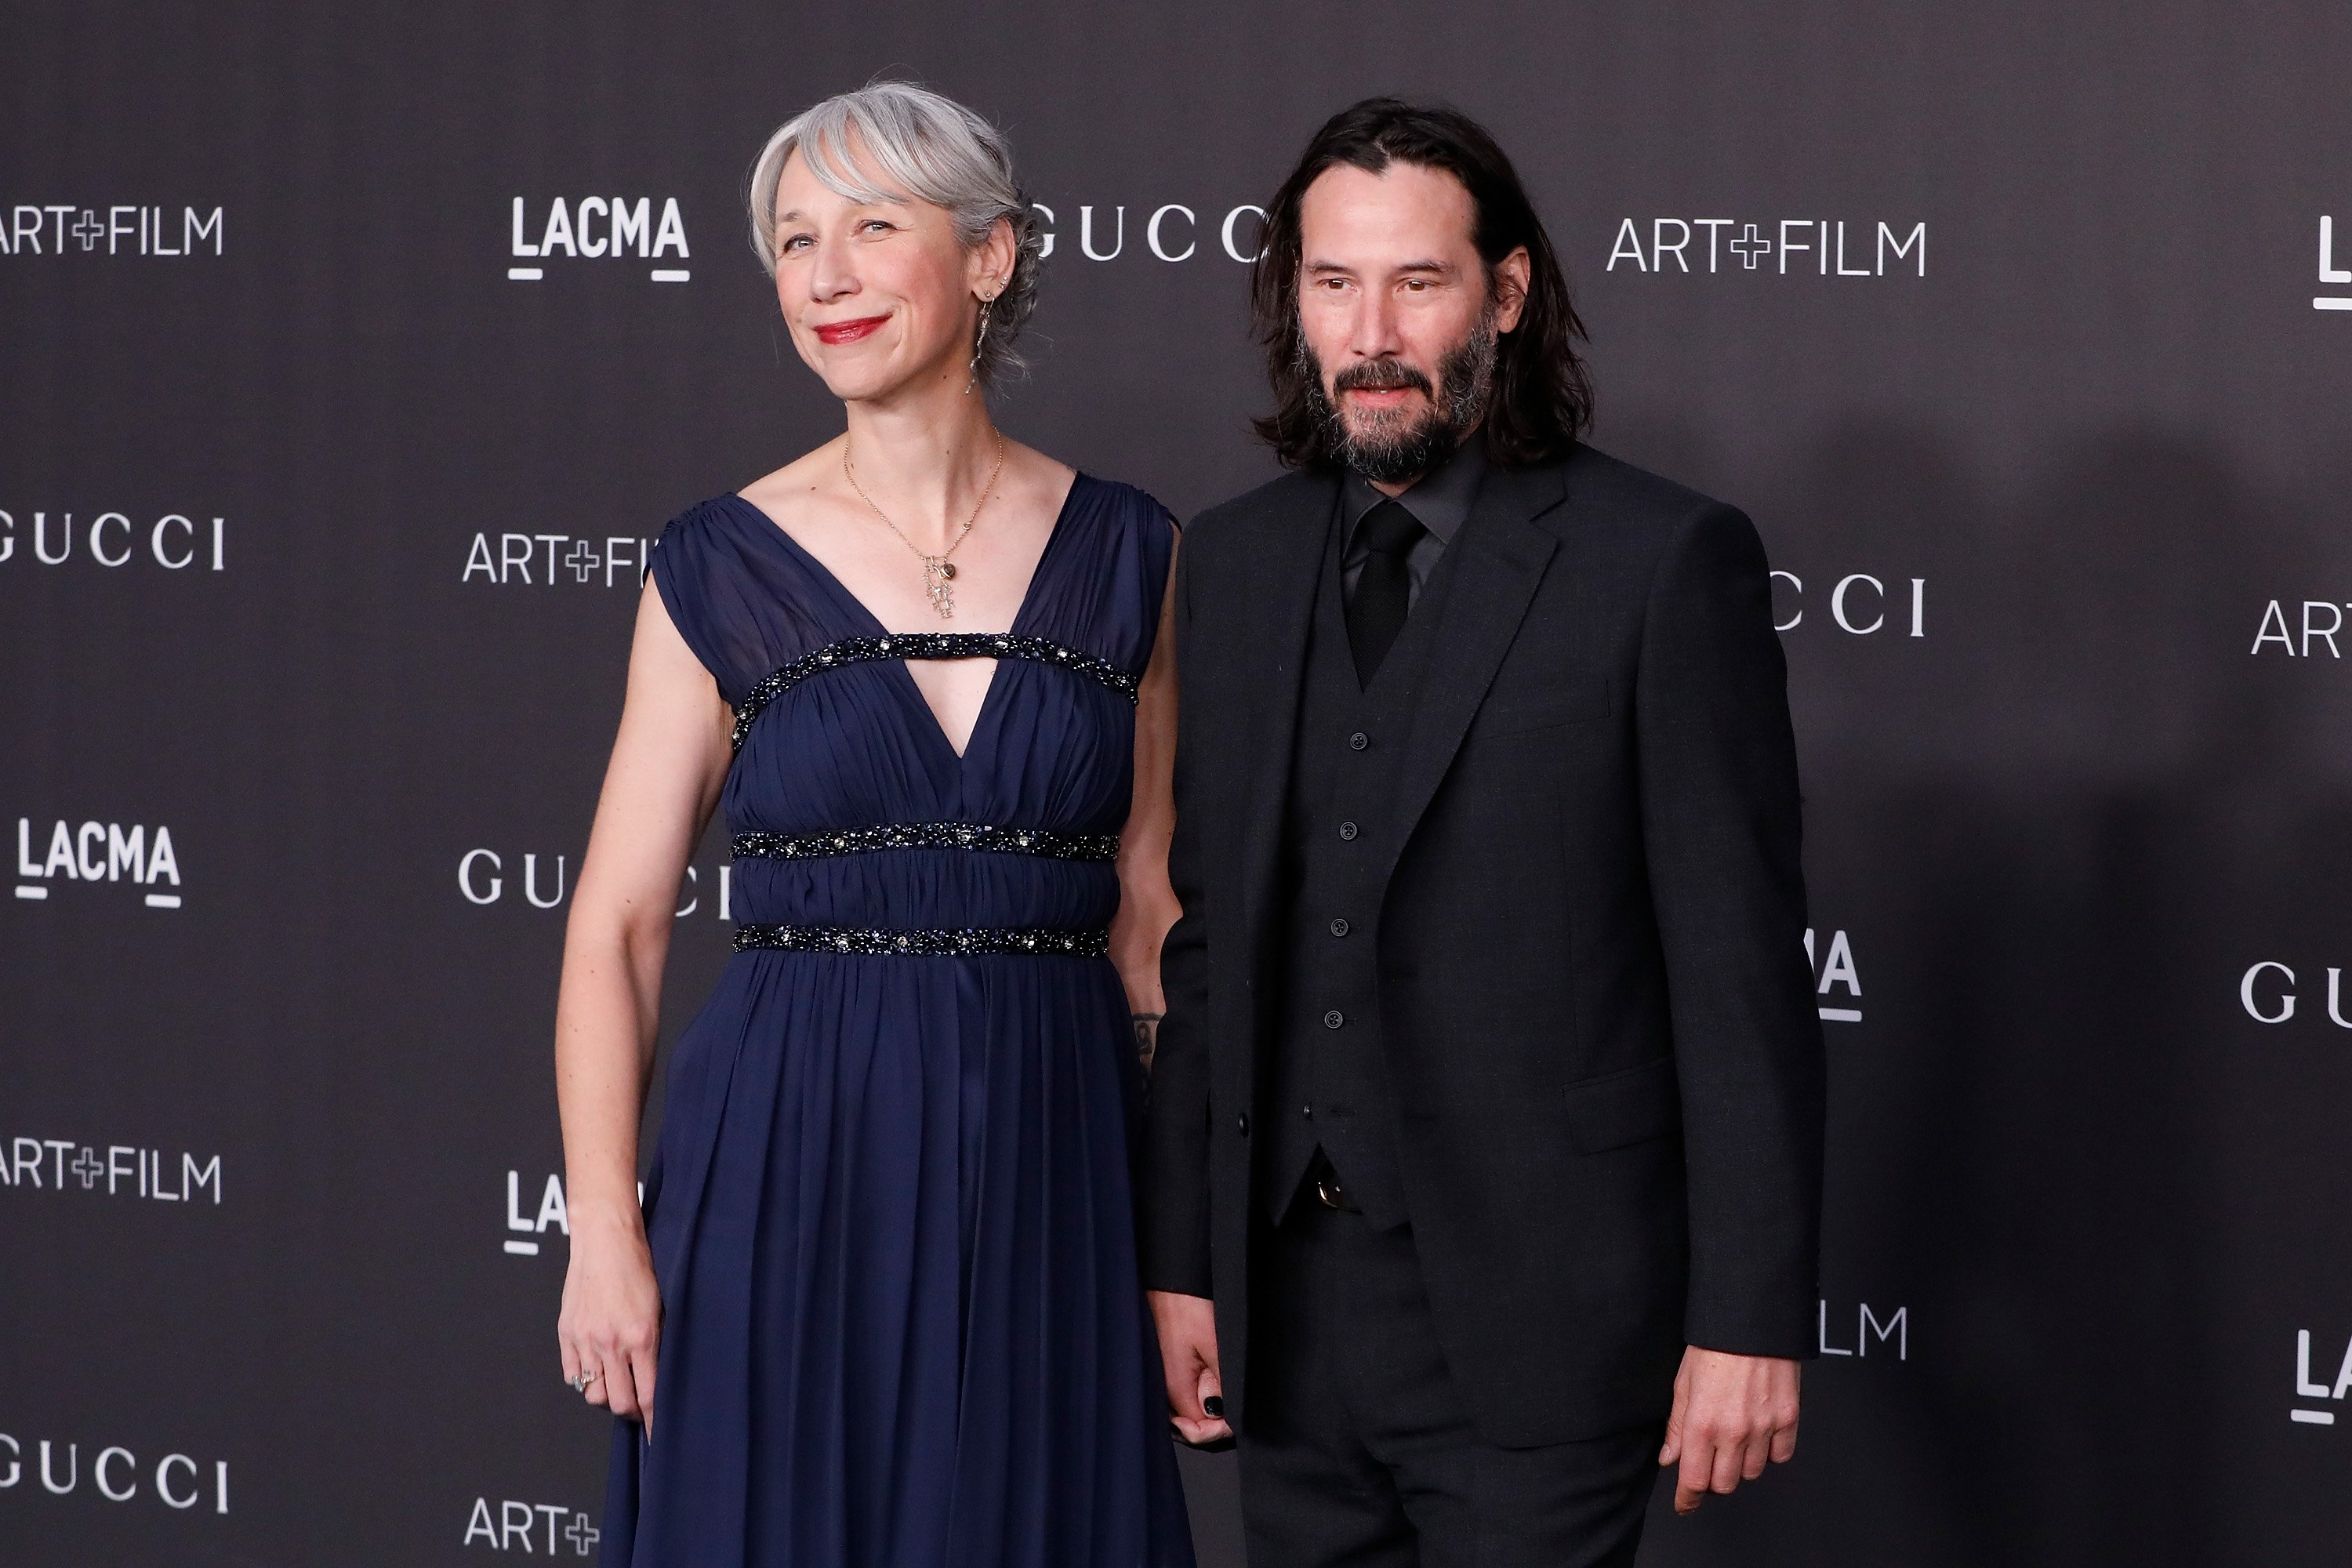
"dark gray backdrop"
6,2,2350,1563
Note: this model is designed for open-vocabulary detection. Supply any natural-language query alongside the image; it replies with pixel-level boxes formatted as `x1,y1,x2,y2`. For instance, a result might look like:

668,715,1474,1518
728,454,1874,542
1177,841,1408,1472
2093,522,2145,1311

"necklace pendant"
924,556,956,619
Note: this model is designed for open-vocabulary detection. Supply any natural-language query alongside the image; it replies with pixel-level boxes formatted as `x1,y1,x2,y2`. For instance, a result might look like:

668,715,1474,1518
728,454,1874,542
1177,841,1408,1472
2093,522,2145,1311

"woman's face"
769,143,1006,405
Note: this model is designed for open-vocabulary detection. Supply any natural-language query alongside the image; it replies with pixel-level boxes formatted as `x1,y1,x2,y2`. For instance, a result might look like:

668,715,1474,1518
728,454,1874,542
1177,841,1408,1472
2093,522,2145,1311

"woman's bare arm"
1109,535,1181,1073
554,579,732,1432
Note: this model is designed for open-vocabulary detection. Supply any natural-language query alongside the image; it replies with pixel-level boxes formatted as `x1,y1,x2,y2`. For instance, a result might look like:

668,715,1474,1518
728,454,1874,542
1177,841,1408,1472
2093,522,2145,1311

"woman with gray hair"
549,82,1193,1566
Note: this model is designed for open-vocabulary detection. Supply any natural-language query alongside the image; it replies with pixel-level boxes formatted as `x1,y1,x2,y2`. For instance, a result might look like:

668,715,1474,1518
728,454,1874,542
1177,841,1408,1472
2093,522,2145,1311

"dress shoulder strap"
1015,475,1178,682
648,497,842,707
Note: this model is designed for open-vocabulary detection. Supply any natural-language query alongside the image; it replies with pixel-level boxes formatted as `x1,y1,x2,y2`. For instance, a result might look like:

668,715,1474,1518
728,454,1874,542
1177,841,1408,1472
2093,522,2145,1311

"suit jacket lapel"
1375,462,1566,887
1237,472,1338,965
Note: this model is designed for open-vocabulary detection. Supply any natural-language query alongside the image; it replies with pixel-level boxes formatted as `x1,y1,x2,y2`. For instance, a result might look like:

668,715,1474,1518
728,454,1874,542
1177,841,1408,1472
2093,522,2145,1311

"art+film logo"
461,529,654,589
2249,597,2352,659
0,204,223,259
463,1495,600,1555
0,1137,221,1204
15,816,184,908
507,196,691,284
1803,927,1864,1025
458,846,731,921
0,510,227,572
1606,218,1926,278
0,1428,230,1515
1772,570,1926,637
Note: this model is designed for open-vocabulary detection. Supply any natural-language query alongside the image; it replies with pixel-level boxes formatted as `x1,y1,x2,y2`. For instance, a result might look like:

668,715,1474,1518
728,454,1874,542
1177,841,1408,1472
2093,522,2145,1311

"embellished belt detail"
731,633,1142,750
731,823,1120,862
732,924,1111,957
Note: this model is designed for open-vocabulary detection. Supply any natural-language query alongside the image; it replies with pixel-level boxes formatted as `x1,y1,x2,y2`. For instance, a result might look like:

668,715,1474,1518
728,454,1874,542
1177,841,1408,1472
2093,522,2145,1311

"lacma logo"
505,1170,568,1257
2,205,223,258
1803,927,1862,1024
2293,1328,2352,1425
1818,1299,1907,1359
509,197,689,283
16,818,183,908
504,1169,638,1258
2315,217,2352,312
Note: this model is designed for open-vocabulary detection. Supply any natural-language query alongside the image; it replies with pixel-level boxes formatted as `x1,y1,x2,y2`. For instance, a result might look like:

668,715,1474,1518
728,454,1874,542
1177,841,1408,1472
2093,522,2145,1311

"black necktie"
1345,499,1427,684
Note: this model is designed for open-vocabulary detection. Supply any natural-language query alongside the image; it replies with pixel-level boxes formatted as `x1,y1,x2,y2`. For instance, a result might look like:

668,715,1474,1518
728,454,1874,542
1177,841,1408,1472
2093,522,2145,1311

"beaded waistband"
732,923,1110,957
732,823,1120,862
731,633,1141,751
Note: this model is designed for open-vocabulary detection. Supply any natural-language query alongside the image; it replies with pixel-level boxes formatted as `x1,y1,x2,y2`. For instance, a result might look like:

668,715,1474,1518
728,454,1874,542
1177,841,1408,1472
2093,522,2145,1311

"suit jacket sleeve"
1635,503,1826,1358
1139,524,1215,1298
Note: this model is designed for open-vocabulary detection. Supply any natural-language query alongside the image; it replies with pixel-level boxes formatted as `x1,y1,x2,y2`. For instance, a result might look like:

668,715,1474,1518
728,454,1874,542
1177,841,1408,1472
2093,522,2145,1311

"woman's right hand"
557,1216,663,1436
549,583,729,1439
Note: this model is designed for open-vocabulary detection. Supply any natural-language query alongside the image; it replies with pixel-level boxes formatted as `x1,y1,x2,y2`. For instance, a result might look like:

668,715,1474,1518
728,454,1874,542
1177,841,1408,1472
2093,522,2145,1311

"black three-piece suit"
1142,440,1827,1564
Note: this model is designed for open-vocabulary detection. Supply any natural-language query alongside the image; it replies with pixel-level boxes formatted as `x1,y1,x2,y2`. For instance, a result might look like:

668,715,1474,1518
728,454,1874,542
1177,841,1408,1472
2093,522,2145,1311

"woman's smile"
814,313,891,345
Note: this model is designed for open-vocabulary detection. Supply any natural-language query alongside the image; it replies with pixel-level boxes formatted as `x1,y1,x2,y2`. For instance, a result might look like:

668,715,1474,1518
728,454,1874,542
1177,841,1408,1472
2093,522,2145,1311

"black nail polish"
1203,1395,1224,1418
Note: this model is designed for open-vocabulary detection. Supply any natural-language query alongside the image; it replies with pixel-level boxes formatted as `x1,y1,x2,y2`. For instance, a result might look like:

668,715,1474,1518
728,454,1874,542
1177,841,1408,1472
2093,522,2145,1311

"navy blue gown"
601,475,1195,1567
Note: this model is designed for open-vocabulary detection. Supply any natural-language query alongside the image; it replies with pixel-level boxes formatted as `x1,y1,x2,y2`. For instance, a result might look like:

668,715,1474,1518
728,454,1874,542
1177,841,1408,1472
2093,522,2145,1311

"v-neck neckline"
723,472,1091,763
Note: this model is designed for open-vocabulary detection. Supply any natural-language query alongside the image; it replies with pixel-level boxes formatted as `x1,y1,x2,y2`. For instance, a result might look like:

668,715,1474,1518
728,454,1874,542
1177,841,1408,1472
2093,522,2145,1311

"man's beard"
1299,302,1499,485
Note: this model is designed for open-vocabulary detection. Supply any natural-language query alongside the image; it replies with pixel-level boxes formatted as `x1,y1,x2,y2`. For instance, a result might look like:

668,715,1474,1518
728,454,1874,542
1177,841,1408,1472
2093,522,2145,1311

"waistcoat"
1262,506,1461,1230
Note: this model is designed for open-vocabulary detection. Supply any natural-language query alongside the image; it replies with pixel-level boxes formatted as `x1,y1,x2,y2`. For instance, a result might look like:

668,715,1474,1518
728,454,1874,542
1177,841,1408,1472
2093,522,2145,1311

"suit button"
1301,1104,1314,1120
1323,1010,1345,1029
1337,821,1359,841
1348,731,1369,751
1329,917,1350,938
1236,1112,1250,1138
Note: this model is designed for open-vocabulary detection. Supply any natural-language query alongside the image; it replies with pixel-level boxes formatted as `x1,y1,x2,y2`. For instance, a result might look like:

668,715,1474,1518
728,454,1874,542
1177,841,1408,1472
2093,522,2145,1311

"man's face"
1294,161,1528,485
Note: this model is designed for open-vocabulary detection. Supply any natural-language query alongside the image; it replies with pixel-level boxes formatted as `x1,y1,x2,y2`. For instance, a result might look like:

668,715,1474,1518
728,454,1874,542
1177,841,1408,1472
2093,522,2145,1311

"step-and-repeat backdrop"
5,2,2349,1563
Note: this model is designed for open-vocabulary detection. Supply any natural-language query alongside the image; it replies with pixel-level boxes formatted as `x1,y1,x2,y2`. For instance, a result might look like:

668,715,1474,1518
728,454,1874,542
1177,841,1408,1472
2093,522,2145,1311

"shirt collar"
1341,434,1488,549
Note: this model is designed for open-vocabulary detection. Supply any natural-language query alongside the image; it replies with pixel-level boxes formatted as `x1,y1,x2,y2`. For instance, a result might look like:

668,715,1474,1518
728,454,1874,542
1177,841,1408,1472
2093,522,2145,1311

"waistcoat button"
1338,821,1359,841
1349,731,1369,750
1323,1009,1345,1029
1329,917,1350,938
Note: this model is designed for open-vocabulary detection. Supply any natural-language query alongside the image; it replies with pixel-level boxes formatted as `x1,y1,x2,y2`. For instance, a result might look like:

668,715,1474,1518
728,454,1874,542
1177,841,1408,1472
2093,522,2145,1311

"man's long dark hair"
1250,97,1594,470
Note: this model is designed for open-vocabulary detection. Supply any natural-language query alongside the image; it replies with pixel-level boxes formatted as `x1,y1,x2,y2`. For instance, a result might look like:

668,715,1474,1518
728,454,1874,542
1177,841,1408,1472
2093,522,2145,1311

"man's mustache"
1331,358,1434,397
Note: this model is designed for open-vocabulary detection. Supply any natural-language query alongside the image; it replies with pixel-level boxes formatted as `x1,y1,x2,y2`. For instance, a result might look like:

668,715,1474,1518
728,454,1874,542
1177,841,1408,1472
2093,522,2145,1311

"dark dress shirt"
1339,437,1488,608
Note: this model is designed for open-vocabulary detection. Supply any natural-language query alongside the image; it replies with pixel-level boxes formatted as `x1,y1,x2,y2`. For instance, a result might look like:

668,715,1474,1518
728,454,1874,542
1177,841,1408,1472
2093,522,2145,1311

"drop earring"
964,292,995,395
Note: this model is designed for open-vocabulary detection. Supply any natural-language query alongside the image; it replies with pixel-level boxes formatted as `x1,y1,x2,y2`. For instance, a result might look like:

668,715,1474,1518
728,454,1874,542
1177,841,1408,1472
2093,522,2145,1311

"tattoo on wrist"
1132,1013,1163,1075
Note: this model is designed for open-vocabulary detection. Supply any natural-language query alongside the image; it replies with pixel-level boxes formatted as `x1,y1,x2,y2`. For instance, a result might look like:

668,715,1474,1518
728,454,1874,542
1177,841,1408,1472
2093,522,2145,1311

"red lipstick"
814,314,890,345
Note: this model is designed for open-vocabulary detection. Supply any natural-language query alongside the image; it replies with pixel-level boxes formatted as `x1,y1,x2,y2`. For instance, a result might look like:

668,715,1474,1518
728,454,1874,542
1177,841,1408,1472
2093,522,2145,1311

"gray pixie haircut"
748,82,1042,388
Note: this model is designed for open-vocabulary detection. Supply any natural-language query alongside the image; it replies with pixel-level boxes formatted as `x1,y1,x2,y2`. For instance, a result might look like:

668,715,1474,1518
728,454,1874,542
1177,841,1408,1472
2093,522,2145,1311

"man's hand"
1148,1290,1230,1445
1658,1348,1800,1513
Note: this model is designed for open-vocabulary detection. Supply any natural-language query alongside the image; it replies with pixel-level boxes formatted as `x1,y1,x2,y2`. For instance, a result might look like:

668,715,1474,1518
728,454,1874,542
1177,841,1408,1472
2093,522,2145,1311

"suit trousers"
1240,1194,1665,1568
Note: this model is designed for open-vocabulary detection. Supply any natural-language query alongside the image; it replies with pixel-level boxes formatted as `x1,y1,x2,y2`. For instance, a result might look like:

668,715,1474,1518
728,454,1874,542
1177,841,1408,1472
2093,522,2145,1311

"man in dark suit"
1141,98,1827,1566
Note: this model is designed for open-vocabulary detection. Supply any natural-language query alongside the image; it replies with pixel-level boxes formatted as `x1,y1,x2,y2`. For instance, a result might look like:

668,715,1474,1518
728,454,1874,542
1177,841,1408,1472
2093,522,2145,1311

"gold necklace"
843,434,1007,620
